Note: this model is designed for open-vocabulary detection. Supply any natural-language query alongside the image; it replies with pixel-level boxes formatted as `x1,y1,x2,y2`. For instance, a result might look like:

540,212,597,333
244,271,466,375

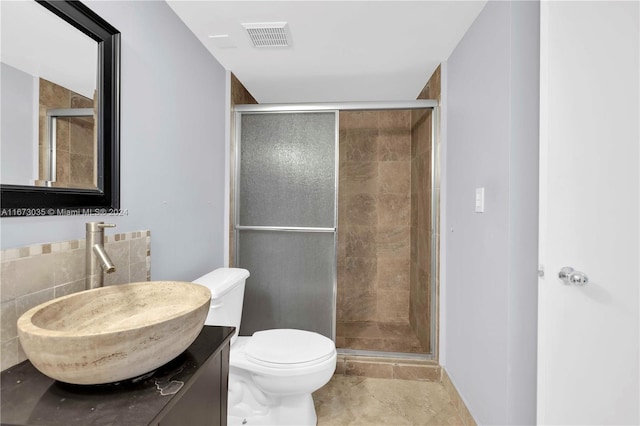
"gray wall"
444,1,539,424
1,62,37,186
0,1,227,281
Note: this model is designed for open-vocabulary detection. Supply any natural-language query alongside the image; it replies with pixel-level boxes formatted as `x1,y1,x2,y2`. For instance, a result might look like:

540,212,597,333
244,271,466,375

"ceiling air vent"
242,22,290,48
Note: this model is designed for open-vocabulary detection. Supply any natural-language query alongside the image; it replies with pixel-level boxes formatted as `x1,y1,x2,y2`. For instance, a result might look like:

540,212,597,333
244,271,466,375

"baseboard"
441,367,477,426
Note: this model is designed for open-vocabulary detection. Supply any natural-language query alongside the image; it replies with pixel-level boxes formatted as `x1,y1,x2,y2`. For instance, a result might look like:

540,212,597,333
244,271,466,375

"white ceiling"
166,1,487,103
0,0,97,98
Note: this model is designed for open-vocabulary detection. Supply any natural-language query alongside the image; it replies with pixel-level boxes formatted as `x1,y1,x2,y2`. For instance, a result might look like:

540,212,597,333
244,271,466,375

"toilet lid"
245,329,335,367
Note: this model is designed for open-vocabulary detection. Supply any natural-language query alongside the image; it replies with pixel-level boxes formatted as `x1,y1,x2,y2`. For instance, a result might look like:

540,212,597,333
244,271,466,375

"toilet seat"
244,329,335,369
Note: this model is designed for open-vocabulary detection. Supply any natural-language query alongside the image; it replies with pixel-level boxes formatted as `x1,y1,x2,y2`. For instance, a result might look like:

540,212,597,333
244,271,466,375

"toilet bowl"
193,268,336,426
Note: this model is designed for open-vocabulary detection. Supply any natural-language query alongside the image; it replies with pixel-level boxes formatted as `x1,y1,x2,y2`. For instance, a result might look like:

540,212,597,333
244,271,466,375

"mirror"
0,0,120,216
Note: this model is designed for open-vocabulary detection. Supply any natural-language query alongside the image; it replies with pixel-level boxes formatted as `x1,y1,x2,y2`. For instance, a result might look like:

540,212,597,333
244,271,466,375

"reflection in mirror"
0,0,120,215
0,0,97,188
39,89,97,189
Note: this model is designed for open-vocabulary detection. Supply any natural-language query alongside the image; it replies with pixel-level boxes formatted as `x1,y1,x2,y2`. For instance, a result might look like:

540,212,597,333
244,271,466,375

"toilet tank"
192,268,250,344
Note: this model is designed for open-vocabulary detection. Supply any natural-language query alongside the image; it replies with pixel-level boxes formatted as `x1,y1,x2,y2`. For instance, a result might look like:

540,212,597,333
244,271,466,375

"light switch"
475,187,485,213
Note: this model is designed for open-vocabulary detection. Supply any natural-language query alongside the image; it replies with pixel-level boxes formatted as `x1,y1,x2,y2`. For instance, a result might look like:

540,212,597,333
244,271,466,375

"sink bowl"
17,281,211,385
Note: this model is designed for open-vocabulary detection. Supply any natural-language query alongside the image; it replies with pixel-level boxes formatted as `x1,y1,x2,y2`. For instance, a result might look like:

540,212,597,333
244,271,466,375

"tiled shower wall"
0,231,150,371
337,110,412,324
410,109,432,351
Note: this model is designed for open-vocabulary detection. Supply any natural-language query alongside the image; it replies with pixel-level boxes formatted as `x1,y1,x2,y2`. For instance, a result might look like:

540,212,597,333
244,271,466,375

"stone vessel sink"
17,281,211,385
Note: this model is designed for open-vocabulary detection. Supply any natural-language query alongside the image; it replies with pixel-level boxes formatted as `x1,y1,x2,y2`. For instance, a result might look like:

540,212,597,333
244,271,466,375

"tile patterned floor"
313,375,464,425
336,321,428,354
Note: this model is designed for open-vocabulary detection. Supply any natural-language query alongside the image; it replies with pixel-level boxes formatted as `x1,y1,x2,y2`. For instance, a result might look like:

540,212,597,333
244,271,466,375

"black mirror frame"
1,0,120,217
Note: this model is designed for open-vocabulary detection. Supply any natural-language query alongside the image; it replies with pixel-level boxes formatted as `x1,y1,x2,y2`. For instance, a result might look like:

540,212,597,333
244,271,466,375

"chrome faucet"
86,221,116,289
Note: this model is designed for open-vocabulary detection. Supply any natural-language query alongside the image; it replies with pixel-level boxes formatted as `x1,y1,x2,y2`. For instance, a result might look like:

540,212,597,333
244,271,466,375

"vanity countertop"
0,325,234,426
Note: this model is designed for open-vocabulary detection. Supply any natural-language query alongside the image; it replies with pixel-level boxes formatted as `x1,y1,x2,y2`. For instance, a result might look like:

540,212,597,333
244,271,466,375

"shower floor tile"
314,374,464,425
336,321,428,354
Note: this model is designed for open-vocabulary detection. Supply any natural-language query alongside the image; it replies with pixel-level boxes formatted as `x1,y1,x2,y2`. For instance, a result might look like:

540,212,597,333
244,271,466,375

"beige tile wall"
409,108,432,350
337,110,412,325
0,230,150,371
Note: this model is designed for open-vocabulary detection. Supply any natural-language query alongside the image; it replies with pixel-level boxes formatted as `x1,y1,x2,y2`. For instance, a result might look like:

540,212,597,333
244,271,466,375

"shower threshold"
335,349,439,381
337,348,434,361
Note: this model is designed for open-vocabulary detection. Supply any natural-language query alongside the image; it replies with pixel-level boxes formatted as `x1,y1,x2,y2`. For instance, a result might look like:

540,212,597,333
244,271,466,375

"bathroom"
1,1,638,426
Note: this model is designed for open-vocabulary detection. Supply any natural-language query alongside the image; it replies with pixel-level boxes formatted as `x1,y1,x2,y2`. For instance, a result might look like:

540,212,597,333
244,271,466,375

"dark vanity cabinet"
0,326,234,426
155,330,230,426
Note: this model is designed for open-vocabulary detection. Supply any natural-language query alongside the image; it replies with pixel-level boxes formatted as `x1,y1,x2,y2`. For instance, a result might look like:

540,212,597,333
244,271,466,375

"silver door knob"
558,267,589,285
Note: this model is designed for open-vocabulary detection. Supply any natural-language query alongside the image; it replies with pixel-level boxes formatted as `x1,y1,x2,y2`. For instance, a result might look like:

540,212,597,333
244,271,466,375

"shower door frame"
45,108,95,185
234,100,439,360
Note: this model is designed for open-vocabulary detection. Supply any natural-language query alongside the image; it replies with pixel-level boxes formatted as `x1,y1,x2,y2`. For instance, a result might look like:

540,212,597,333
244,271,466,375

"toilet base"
228,394,317,426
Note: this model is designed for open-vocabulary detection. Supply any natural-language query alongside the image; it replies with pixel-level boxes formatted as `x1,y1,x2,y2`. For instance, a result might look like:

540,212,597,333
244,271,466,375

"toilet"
193,268,336,426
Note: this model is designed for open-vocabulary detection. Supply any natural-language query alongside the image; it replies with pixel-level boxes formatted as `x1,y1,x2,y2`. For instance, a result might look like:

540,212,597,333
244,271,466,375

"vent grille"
242,22,290,48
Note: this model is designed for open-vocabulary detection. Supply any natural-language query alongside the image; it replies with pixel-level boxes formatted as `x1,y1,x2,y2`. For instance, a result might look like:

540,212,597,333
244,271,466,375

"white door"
538,2,639,425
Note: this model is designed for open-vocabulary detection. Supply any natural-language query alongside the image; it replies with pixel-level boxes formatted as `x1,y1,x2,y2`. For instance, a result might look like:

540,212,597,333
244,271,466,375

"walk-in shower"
233,101,438,359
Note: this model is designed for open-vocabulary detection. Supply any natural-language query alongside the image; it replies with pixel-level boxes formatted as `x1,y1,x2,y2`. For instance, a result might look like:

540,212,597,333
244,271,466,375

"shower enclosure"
41,107,96,188
233,101,438,358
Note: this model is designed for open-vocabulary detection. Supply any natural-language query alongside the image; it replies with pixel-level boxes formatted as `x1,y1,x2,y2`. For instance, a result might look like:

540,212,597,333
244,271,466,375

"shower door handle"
235,225,336,233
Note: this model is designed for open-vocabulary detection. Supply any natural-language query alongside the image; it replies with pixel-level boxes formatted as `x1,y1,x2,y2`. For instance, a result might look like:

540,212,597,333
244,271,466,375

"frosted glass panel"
239,112,336,227
237,230,334,338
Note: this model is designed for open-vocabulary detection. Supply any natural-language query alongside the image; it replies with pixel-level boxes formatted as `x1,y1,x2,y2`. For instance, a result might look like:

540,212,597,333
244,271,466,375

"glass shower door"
235,111,337,339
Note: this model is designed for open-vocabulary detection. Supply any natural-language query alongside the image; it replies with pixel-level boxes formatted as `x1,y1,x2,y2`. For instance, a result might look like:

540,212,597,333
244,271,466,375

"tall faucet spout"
93,244,116,273
86,221,117,289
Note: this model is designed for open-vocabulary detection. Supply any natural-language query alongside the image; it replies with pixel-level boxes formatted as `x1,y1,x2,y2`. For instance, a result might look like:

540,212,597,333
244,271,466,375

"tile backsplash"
0,230,150,370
